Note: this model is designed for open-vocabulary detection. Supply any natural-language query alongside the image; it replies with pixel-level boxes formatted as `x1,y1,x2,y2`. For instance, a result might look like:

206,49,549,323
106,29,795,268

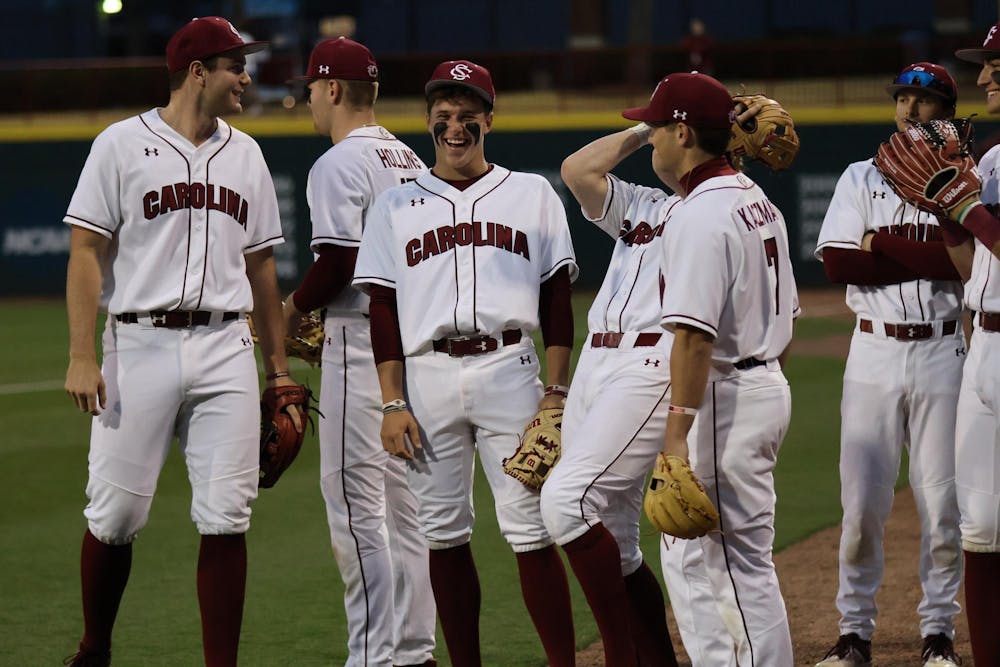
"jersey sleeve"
538,178,579,282
63,129,122,237
307,152,369,251
814,164,868,260
659,213,733,337
244,142,284,254
352,193,397,293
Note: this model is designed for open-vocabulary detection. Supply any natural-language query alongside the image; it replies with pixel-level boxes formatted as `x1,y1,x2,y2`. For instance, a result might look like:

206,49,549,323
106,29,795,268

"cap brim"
884,84,955,102
621,106,652,121
955,47,1000,63
424,80,493,106
216,41,269,61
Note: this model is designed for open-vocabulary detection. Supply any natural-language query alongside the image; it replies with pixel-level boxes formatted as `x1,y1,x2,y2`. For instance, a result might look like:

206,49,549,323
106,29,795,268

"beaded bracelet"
544,384,570,397
266,371,290,381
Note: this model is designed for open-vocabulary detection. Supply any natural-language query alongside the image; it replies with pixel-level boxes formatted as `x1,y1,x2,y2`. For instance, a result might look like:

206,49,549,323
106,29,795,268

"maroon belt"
859,318,957,340
978,312,1000,332
116,310,240,328
433,329,522,356
590,332,662,348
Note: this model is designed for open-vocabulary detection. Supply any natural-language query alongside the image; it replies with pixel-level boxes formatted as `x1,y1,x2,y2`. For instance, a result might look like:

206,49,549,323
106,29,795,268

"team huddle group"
58,13,1000,667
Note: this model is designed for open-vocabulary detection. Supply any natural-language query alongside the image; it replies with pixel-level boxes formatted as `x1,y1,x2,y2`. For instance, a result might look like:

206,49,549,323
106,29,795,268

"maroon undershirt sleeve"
868,233,961,281
368,285,404,365
821,247,922,285
936,214,974,248
290,245,358,313
539,266,573,348
960,204,1000,251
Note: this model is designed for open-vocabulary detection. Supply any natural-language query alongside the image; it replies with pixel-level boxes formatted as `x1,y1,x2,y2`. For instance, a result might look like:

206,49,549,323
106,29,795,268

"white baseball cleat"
815,633,872,667
921,633,962,666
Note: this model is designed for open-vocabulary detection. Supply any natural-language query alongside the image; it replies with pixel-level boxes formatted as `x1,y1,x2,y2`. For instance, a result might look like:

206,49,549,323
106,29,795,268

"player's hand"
282,296,304,338
65,358,106,415
537,392,566,411
734,97,765,125
381,410,423,460
269,373,304,433
661,433,691,461
861,231,875,252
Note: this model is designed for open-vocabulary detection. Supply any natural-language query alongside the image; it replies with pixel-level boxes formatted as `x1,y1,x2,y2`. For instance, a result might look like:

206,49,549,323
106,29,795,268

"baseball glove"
259,383,314,488
247,311,326,366
502,408,562,490
643,453,719,539
728,94,800,171
873,118,980,218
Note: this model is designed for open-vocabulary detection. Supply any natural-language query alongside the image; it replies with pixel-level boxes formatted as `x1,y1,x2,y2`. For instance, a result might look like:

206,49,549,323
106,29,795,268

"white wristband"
382,398,408,414
628,122,652,146
667,404,698,416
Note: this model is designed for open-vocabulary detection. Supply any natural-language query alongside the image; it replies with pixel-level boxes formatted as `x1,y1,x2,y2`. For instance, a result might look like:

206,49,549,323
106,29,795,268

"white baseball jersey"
660,171,799,364
815,159,963,320
353,166,578,351
63,108,283,313
587,174,680,334
965,145,1000,312
307,125,426,317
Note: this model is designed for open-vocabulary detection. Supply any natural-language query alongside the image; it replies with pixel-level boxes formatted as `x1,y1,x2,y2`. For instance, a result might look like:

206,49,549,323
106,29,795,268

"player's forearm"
663,326,714,458
375,360,406,402
945,240,975,282
561,125,647,217
821,247,920,285
543,345,571,388
246,248,291,377
868,234,961,281
290,245,357,312
958,203,1000,261
66,229,105,362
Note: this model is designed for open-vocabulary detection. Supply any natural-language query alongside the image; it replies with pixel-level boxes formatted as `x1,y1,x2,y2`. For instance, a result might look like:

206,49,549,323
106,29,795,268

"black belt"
734,357,766,370
432,329,522,356
115,310,240,328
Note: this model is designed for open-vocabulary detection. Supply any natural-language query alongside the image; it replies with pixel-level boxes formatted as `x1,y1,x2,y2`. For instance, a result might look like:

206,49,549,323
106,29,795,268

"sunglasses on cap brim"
894,70,952,97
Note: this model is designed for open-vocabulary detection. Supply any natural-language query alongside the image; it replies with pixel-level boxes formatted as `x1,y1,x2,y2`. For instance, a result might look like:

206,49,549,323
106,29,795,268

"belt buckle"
150,312,168,326
446,335,488,356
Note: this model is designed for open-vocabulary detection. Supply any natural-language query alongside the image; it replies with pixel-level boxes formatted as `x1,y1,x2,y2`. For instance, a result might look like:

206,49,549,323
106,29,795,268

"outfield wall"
4,120,999,296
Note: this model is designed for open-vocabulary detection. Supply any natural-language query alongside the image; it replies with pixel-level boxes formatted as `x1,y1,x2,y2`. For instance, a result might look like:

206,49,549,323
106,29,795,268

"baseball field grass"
0,294,854,666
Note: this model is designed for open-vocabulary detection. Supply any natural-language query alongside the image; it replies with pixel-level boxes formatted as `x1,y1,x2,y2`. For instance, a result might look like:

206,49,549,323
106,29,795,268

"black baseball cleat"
921,633,961,666
62,643,110,667
815,632,872,666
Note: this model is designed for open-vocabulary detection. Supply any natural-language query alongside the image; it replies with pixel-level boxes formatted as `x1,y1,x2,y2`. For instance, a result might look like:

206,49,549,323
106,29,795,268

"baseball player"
813,62,965,667
352,60,579,667
933,24,1000,665
642,72,798,666
281,38,436,667
61,17,298,667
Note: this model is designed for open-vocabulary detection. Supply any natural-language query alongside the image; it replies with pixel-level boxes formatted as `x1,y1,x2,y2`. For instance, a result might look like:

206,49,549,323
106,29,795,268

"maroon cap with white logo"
622,72,735,129
291,37,378,82
166,16,268,74
424,60,496,106
956,22,1000,63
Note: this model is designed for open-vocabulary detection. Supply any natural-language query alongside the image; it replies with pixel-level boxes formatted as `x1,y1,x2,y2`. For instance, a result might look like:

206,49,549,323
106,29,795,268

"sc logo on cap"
450,63,473,80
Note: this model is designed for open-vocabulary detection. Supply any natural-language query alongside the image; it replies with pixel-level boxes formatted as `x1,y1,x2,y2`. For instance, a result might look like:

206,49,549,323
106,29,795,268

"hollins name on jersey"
405,220,530,267
142,182,250,225
374,147,422,171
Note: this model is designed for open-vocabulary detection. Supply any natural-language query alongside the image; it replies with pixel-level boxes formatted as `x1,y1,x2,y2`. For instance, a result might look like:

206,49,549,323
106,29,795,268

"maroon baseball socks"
963,550,1000,664
78,529,132,656
515,545,576,667
197,533,247,667
428,543,482,665
624,561,678,667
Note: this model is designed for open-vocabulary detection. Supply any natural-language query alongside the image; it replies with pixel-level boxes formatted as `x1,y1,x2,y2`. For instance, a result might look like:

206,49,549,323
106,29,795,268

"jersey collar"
417,163,510,199
678,156,737,197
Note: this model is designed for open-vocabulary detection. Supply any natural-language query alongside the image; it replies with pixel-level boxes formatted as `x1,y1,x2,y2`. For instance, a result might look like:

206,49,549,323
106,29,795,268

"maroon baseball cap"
166,17,268,74
290,37,378,82
885,62,957,104
956,22,1000,63
424,60,496,106
622,72,735,129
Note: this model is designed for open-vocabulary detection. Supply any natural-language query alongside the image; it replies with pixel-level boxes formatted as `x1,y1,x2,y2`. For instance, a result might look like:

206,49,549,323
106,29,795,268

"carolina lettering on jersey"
736,197,779,231
142,182,249,225
405,220,530,267
375,147,423,171
875,222,944,242
619,218,665,247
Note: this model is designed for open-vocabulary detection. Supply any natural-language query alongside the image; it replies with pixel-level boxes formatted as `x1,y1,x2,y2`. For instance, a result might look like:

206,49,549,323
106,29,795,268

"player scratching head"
956,22,1000,115
425,60,495,179
885,62,957,131
162,17,268,139
623,72,735,195
292,37,379,142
